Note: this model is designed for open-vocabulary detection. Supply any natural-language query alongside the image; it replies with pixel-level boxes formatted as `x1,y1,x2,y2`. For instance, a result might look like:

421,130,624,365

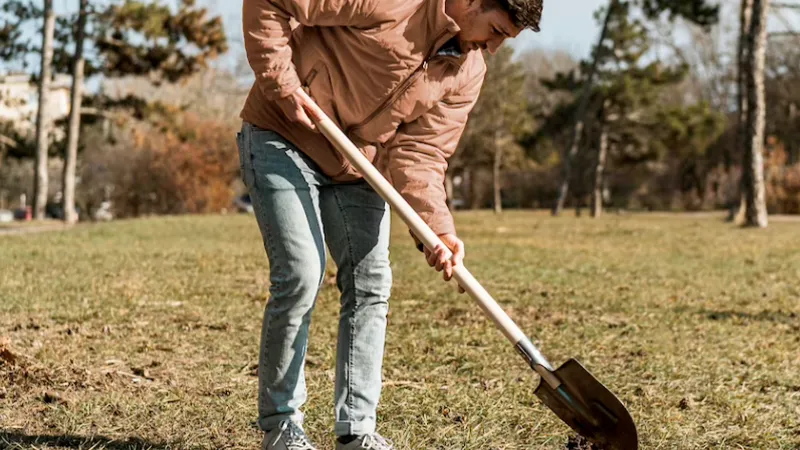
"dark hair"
485,0,543,32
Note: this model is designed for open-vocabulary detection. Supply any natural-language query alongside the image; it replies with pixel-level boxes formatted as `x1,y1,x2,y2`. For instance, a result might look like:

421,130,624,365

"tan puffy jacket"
240,0,486,235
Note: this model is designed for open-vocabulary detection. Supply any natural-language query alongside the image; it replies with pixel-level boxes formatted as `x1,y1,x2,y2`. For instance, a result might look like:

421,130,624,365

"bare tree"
493,130,503,214
62,0,88,224
741,0,770,227
445,173,455,210
33,0,55,220
592,102,610,217
553,0,616,216
731,0,755,222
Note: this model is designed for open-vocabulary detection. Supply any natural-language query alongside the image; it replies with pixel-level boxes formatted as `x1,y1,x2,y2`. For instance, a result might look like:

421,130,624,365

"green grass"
1,211,799,449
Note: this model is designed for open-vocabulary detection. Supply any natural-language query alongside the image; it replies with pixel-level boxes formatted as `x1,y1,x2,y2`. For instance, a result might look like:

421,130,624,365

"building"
0,73,72,139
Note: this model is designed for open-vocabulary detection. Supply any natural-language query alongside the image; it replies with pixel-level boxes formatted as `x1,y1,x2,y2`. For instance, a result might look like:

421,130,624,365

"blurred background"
1,0,798,226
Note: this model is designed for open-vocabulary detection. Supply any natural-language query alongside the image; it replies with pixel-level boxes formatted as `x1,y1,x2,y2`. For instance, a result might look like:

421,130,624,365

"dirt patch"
0,338,30,367
566,435,607,450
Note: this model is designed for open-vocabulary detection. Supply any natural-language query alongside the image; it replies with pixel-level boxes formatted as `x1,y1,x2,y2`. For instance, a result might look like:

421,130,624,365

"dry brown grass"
1,211,799,449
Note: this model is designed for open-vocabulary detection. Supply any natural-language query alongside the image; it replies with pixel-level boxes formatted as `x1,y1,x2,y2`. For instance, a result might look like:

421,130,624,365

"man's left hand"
421,233,466,293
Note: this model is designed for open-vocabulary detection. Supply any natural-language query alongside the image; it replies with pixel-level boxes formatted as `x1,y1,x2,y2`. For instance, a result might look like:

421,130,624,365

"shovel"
297,89,638,450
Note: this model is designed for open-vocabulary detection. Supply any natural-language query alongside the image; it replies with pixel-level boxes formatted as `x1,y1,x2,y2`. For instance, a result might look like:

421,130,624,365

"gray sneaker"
336,433,394,450
263,420,317,450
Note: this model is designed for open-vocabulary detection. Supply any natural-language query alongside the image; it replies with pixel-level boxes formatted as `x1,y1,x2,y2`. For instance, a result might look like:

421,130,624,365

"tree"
592,101,610,217
1,0,228,221
639,0,719,26
741,0,770,227
730,0,755,221
92,0,228,83
62,0,88,224
765,38,800,165
552,0,720,216
32,0,55,220
541,0,689,216
551,0,615,216
454,46,531,213
651,103,726,206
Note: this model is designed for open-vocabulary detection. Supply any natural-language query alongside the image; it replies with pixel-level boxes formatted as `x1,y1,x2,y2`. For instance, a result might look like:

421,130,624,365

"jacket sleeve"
383,62,486,237
242,0,379,100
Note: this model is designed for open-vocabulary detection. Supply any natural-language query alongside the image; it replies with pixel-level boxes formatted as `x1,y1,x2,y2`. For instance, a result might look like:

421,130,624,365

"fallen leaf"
131,367,150,378
0,348,18,365
566,435,604,449
42,391,68,405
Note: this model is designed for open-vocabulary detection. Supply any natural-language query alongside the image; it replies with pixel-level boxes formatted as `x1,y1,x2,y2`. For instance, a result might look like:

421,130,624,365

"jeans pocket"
235,131,245,182
236,128,255,189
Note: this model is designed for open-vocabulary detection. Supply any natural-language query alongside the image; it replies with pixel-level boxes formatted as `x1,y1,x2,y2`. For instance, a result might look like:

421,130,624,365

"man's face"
452,0,523,54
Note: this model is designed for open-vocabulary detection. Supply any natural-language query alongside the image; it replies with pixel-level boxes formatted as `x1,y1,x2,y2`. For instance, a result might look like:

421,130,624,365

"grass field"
1,211,799,449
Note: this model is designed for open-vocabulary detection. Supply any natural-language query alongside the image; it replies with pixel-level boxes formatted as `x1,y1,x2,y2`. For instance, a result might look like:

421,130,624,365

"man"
237,0,542,448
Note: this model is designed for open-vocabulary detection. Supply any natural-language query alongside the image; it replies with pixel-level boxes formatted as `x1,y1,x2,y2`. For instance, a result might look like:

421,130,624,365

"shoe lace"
272,421,316,450
362,434,394,450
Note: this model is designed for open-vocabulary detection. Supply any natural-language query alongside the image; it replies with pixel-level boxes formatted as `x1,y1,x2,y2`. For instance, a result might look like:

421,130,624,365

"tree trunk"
553,0,615,216
789,102,798,165
33,0,55,220
741,0,769,228
737,0,754,156
463,168,476,210
0,135,11,168
730,0,754,223
493,132,503,215
62,0,88,224
592,123,609,218
445,171,454,211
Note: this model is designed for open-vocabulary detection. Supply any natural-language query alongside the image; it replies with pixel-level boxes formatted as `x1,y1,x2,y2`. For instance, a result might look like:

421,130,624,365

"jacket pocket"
302,61,331,106
302,62,356,178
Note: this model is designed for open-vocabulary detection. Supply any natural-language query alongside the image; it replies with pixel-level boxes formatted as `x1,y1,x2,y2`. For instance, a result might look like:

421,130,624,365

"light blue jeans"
236,122,392,437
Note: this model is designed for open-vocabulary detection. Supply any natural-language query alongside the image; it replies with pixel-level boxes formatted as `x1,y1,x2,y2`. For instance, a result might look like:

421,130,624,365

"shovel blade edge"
534,359,638,450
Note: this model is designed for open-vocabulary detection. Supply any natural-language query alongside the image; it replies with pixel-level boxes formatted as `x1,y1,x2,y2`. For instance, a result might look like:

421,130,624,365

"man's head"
446,0,543,54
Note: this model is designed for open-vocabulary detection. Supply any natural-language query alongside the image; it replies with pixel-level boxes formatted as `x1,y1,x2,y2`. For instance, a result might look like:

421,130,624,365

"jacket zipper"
346,30,454,137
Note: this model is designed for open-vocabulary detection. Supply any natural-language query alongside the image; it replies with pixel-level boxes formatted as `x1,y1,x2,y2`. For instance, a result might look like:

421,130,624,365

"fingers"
277,91,318,132
441,248,453,281
287,95,317,131
451,239,465,267
425,247,437,267
421,237,466,293
442,239,464,283
423,244,451,281
291,102,317,131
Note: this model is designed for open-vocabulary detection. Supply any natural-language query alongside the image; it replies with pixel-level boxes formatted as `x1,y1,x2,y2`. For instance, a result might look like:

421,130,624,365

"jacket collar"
436,36,463,57
429,0,463,56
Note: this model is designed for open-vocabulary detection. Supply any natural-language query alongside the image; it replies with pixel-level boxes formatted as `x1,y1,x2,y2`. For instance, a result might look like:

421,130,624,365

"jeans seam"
333,186,357,430
259,190,278,411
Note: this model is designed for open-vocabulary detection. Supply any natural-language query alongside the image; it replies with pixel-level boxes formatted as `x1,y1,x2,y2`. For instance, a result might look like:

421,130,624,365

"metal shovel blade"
534,359,638,450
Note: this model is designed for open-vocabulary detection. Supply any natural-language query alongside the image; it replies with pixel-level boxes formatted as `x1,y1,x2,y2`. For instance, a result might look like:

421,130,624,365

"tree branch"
0,133,19,149
768,31,800,37
773,2,800,8
80,107,119,120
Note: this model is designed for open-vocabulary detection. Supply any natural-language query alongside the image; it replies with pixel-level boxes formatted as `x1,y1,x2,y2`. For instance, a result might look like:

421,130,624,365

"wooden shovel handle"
296,89,556,376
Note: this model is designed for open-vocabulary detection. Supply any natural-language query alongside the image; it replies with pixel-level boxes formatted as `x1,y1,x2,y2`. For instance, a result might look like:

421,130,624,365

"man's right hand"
276,88,318,132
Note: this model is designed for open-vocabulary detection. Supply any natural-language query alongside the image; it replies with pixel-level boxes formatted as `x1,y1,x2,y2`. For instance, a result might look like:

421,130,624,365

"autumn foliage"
108,112,239,217
764,138,800,214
